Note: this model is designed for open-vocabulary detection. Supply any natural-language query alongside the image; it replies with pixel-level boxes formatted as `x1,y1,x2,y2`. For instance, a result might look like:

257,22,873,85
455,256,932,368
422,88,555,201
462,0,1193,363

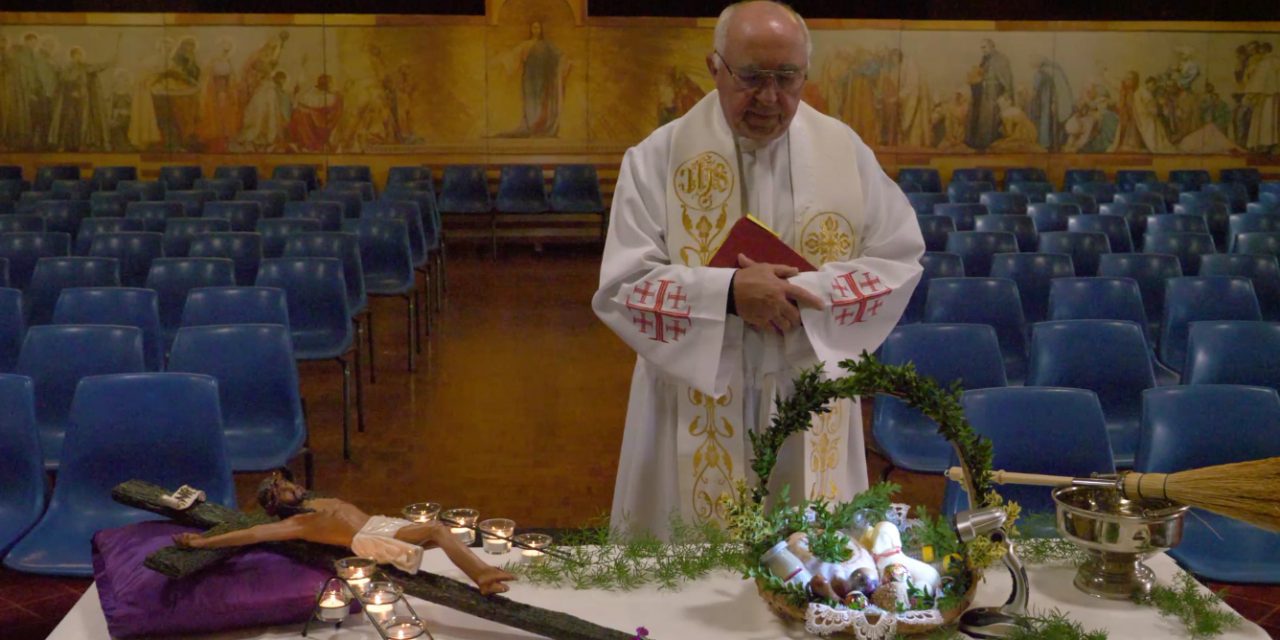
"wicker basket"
755,575,976,636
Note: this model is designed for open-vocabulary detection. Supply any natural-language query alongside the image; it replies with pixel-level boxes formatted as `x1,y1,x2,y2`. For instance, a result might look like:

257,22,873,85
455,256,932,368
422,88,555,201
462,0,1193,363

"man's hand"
173,532,206,548
733,254,824,333
476,566,517,596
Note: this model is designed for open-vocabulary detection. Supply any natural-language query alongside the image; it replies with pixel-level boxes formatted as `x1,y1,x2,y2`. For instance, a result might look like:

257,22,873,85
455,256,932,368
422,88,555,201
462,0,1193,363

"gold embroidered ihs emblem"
801,212,857,264
687,386,735,524
674,152,734,266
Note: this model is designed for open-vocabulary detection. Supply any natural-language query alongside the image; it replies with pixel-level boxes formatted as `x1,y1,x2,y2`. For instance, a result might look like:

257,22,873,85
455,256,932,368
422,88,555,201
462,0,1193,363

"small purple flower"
634,626,650,639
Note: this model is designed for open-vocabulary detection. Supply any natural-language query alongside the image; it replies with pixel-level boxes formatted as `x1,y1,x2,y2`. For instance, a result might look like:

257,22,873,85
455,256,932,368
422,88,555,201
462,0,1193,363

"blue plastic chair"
1203,182,1249,213
0,289,23,372
309,189,362,221
438,165,492,214
0,215,46,234
901,252,964,325
282,232,366,321
1227,214,1280,253
50,179,93,201
1113,191,1168,214
345,218,419,372
214,165,258,192
1068,214,1134,253
14,325,147,470
1115,170,1158,193
188,232,263,287
943,387,1115,520
362,201,431,341
88,191,133,218
90,166,138,191
550,164,605,214
1025,320,1154,466
271,165,319,191
1143,232,1216,275
924,278,1028,383
1048,276,1151,338
906,192,948,216
1072,181,1118,204
0,257,8,289
124,201,185,233
161,218,231,257
52,288,163,372
256,257,360,459
328,165,372,184
164,189,214,217
24,257,121,326
75,217,144,256
1003,168,1048,189
234,189,287,219
145,257,238,352
1183,321,1280,393
0,374,44,558
946,181,992,204
979,192,1029,216
180,286,290,329
1047,191,1098,214
1136,385,1280,583
88,231,164,288
284,200,344,231
257,179,308,202
258,218,322,259
159,166,203,191
193,178,243,202
1178,190,1230,214
34,200,89,236
1007,181,1052,203
1247,201,1279,215
3,372,234,576
34,166,80,192
1138,181,1184,209
495,165,549,214
1097,253,1183,339
897,168,942,193
1169,169,1211,191
388,166,432,189
951,168,996,185
898,182,922,194
329,180,376,202
0,179,23,204
873,323,1007,477
20,191,66,205
1220,168,1262,197
944,231,1017,277
1198,254,1280,322
169,325,310,481
990,252,1074,324
0,166,22,181
1063,169,1106,191
1172,201,1232,250
116,179,165,202
934,203,986,232
1028,202,1080,233
1260,181,1280,202
202,201,263,233
916,215,956,252
1100,202,1156,242
1160,276,1262,374
0,232,72,290
974,215,1037,252
1036,231,1110,276
1235,232,1280,258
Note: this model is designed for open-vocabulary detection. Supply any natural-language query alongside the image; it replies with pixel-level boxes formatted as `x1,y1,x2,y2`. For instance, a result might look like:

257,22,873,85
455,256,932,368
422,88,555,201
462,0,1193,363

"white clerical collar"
736,131,789,156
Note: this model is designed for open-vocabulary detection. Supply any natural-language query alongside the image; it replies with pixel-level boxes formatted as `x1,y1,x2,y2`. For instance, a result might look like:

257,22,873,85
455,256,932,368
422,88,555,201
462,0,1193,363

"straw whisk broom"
945,456,1280,532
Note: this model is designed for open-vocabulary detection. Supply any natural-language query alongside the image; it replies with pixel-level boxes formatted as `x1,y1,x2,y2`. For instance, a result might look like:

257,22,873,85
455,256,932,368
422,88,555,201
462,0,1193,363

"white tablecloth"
49,549,1269,639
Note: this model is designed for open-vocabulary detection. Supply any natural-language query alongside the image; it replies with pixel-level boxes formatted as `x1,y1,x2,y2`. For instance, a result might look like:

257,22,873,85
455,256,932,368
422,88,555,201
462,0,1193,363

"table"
50,549,1269,639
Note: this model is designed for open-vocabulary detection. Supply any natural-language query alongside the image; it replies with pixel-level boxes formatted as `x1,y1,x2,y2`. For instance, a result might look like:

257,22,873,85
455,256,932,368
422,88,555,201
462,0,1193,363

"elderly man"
174,470,516,596
593,0,924,538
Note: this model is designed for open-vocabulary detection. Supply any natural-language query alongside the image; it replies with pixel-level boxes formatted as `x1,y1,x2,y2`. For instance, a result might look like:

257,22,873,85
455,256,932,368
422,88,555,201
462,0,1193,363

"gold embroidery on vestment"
687,386,735,524
801,212,857,264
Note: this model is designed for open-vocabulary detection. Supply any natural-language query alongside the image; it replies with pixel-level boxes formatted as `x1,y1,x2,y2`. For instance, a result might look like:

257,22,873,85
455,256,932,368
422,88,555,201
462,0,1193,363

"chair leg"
336,358,351,461
365,309,376,384
353,342,366,434
490,212,498,260
406,293,416,372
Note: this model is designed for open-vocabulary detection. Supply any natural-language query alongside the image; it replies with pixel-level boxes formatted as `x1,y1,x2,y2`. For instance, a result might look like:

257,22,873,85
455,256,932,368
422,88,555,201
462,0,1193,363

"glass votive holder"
402,502,441,523
334,556,376,593
513,532,552,563
314,583,351,622
479,518,516,555
361,580,402,620
381,615,426,639
442,508,478,545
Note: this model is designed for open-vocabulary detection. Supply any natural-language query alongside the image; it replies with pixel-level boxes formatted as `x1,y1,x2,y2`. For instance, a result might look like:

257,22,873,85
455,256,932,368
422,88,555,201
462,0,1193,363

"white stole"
664,92,866,524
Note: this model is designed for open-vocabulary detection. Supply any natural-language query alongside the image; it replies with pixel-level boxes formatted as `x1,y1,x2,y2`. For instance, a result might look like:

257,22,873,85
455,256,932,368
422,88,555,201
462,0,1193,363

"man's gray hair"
712,1,812,65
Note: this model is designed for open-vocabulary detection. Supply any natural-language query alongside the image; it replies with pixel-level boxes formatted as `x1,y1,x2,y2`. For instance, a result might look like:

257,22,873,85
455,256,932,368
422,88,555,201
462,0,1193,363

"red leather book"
707,216,816,271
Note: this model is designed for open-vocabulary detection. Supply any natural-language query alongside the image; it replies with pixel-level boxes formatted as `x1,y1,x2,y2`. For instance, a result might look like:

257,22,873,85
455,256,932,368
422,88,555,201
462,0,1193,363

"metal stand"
302,573,434,639
952,507,1030,639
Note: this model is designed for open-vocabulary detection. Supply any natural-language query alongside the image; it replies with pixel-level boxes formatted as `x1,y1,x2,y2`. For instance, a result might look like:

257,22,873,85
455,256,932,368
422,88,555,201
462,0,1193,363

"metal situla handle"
945,467,1122,491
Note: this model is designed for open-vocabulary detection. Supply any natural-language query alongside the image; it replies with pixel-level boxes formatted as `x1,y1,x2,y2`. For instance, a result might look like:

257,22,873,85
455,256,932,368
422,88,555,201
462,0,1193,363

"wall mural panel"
0,15,1276,166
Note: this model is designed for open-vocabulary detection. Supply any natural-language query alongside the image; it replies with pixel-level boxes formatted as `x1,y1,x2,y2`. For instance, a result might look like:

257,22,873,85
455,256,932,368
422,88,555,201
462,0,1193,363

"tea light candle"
362,581,401,618
401,502,441,524
382,616,426,639
316,591,348,622
347,577,371,593
513,533,552,563
479,518,516,555
441,508,478,545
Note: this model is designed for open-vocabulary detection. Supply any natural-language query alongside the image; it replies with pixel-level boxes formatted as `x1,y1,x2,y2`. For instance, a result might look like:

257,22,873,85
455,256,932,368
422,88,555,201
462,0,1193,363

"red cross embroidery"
626,278,693,343
830,269,893,326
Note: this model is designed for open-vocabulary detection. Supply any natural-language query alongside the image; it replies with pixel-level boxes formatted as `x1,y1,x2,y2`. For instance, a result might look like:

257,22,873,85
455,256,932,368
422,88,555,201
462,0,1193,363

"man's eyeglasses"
714,51,806,93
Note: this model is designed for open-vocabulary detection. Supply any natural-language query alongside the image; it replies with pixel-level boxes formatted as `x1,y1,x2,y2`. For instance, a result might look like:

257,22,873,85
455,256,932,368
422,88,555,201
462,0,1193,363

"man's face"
706,8,807,144
269,474,305,507
981,41,993,56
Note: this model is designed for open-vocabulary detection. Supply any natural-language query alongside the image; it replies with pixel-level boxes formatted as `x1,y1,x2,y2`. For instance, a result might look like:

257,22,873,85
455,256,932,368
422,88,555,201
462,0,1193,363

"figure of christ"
174,471,516,596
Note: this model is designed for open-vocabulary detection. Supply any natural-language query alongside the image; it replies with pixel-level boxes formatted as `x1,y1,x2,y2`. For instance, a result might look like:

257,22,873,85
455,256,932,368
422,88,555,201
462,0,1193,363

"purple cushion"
92,521,335,638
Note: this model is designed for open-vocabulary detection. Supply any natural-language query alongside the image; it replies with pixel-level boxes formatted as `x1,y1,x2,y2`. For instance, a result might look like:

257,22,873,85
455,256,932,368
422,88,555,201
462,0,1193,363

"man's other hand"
733,254,824,333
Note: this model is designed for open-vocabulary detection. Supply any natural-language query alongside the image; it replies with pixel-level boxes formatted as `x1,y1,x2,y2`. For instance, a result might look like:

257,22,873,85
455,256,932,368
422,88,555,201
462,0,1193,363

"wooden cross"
112,480,637,640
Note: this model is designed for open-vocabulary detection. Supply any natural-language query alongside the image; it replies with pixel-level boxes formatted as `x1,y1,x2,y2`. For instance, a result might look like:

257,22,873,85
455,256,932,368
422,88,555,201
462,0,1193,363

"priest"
592,0,925,538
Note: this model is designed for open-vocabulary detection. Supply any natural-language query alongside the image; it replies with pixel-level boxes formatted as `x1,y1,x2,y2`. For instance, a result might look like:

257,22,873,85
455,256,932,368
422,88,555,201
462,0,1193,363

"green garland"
1136,572,1242,640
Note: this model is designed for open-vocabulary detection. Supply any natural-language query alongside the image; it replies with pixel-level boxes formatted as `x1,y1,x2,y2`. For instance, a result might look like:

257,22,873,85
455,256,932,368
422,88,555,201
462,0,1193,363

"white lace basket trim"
804,603,945,638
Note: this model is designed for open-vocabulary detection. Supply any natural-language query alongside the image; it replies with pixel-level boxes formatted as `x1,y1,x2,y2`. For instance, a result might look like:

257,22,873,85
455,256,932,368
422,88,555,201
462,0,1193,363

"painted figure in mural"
16,34,60,151
876,48,901,146
128,38,171,152
157,36,202,149
897,49,932,150
393,61,422,144
239,70,291,152
0,35,26,151
967,38,1013,150
659,67,707,125
988,93,1044,153
1201,82,1232,140
1132,75,1179,153
1165,46,1202,143
288,73,343,152
239,30,290,126
332,76,393,153
1232,44,1255,146
1242,41,1279,154
502,21,567,138
837,49,882,144
937,86,973,153
1107,71,1147,153
199,38,242,153
108,69,133,152
49,39,119,152
1029,56,1073,151
1062,99,1100,153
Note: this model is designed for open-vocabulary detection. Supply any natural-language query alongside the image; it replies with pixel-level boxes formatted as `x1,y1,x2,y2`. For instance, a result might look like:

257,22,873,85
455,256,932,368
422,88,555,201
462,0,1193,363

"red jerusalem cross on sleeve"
830,269,893,326
625,278,692,343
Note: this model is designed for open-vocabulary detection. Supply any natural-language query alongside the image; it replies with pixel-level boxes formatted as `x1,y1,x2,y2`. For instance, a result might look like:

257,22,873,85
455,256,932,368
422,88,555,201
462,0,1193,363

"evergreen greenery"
1136,571,1242,640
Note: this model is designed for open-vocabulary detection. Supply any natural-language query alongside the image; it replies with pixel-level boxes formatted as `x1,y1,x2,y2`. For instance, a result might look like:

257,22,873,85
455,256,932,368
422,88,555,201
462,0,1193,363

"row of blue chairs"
896,166,1275,202
925,383,1280,584
1,163,409,195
